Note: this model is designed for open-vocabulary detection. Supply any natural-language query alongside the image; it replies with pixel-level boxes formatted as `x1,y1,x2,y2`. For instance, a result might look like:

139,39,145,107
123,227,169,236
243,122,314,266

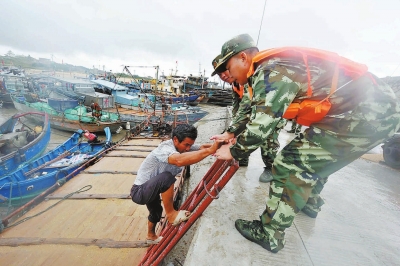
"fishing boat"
164,94,199,103
112,103,208,126
0,127,112,205
0,112,51,177
0,75,27,105
91,78,156,106
184,75,208,90
11,94,123,133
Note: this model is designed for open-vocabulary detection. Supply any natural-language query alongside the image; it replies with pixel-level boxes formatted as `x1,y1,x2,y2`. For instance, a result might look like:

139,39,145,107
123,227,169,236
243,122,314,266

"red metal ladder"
139,159,239,266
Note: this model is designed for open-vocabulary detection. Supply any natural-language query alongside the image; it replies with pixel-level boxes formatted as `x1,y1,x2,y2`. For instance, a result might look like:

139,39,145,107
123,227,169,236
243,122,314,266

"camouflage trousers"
259,119,288,168
260,96,400,251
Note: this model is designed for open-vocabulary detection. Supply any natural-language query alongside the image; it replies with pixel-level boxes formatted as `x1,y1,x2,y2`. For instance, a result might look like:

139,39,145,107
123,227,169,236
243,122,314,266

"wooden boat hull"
12,99,123,133
114,108,208,125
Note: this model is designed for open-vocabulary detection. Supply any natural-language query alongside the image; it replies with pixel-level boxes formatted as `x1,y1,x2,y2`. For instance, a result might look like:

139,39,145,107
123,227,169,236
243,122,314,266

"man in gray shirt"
130,124,222,244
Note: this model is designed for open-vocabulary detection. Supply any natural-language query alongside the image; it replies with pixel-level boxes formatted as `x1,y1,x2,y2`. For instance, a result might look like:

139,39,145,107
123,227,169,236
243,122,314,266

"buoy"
126,121,131,130
83,130,97,142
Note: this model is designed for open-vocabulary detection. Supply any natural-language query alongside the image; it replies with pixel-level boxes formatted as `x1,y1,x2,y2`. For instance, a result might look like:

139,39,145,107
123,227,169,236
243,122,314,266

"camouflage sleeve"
227,85,252,136
231,90,241,117
229,64,300,161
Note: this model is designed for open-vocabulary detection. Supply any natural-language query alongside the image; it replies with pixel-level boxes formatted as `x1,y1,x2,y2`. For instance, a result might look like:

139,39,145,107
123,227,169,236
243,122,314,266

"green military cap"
211,54,222,70
211,33,256,76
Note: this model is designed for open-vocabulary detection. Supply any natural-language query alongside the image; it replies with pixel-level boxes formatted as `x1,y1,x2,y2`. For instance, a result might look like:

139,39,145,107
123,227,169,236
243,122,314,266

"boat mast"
201,69,205,90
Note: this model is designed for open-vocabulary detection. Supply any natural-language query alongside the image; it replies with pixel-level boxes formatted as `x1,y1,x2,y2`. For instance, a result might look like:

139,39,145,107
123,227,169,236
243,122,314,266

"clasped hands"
209,132,236,160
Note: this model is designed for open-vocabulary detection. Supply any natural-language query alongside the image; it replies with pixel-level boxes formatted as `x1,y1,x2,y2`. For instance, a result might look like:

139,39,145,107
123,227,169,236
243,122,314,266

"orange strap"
232,84,244,99
302,53,313,97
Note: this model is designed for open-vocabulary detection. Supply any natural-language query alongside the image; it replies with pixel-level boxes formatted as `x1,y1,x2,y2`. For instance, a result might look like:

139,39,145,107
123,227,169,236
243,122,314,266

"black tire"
382,134,400,169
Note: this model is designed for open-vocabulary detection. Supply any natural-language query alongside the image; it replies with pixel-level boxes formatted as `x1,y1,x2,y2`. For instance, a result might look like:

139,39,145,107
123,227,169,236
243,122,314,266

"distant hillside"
0,54,146,80
0,54,92,74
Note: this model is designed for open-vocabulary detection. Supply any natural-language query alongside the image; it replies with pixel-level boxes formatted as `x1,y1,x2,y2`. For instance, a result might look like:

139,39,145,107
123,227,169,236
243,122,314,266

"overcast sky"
1,0,399,81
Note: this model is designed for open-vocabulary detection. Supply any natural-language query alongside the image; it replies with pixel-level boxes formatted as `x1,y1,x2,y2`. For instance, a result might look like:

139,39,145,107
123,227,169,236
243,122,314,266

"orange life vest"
232,83,244,99
246,47,369,126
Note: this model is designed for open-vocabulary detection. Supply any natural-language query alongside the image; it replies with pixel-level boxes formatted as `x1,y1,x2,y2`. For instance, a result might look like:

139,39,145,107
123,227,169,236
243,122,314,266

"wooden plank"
0,237,150,248
0,136,170,265
124,138,162,146
114,147,154,152
46,194,130,199
83,170,137,174
104,154,146,158
49,173,136,196
86,157,144,172
119,144,159,147
0,245,147,266
1,199,148,241
106,150,149,157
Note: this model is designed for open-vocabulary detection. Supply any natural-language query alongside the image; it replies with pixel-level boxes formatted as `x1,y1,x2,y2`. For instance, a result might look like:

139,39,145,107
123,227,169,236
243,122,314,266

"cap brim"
211,63,226,76
211,51,234,76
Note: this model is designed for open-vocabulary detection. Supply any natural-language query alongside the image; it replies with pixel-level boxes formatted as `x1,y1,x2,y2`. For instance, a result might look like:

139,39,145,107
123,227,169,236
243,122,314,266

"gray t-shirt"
134,139,200,185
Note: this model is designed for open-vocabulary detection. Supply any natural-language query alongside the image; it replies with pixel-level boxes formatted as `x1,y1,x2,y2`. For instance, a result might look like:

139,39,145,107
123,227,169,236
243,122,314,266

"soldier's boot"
235,219,284,253
259,167,273,183
239,157,249,167
302,197,325,218
301,206,319,218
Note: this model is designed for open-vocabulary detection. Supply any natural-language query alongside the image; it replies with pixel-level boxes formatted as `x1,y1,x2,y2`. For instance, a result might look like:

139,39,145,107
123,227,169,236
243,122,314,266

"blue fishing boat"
0,112,51,177
0,127,112,205
165,94,199,103
91,79,156,106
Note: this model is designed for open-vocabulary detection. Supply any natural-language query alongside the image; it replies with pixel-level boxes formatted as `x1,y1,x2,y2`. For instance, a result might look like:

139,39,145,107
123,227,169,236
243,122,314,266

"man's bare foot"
166,210,191,225
147,233,159,241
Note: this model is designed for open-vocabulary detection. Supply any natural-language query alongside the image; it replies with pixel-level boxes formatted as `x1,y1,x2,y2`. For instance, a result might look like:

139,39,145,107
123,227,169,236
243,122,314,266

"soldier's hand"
209,139,225,154
214,143,233,160
210,132,234,143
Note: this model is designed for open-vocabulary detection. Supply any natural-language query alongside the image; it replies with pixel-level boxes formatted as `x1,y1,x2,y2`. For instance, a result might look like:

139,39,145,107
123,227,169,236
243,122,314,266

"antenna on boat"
198,63,201,77
123,66,158,113
256,0,268,45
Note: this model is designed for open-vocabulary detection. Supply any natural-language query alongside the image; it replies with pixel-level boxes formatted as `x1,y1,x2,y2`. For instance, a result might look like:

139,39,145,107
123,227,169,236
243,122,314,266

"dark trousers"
130,171,176,223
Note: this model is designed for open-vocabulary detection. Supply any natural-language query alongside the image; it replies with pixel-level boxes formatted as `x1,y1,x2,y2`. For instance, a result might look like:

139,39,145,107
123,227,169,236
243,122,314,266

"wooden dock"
0,137,176,265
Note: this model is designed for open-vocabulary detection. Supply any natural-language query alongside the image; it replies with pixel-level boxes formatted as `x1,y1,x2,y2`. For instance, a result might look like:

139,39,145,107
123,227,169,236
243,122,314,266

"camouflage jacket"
231,85,241,117
229,56,399,160
227,84,252,136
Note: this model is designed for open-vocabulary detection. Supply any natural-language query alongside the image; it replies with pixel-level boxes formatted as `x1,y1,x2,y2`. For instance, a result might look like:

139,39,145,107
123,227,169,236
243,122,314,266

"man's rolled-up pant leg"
130,171,176,224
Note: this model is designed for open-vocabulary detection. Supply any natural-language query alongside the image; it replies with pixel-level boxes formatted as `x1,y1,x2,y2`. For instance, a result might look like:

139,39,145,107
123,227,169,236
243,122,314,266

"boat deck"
0,137,175,265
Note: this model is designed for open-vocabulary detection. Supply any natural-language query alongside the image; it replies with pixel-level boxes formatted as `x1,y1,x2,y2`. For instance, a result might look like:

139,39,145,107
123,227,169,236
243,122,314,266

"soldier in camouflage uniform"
211,55,250,167
211,34,400,253
212,55,286,182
